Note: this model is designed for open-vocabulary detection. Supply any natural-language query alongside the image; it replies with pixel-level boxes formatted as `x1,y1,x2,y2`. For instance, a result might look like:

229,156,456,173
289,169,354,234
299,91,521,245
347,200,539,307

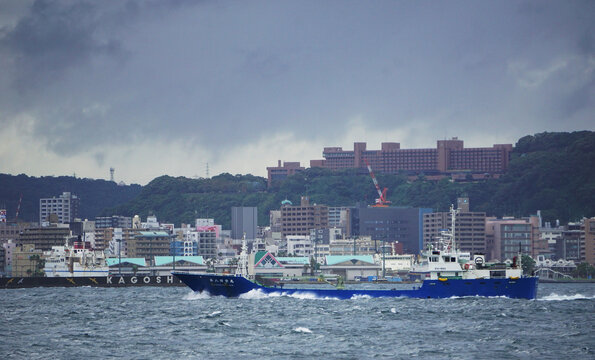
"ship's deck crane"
364,159,391,207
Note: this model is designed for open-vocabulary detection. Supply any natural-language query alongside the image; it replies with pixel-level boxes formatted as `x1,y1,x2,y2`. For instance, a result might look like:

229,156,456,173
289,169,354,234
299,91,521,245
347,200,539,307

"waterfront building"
306,138,512,178
328,207,348,229
106,257,147,275
0,246,4,276
39,192,80,225
286,235,313,257
280,196,329,238
269,210,282,233
98,227,138,255
142,215,161,230
485,216,540,261
328,236,376,256
374,253,415,273
560,222,583,263
0,221,35,245
196,226,218,259
152,256,206,276
127,231,171,263
321,255,380,281
18,225,71,251
422,198,486,255
2,240,16,276
248,251,303,278
585,217,595,266
348,205,432,255
540,221,564,259
231,207,257,240
266,161,305,187
95,215,132,229
12,244,43,277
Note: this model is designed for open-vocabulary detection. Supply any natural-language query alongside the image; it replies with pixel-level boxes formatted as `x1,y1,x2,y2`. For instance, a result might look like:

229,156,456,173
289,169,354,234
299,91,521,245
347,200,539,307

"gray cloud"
0,0,593,180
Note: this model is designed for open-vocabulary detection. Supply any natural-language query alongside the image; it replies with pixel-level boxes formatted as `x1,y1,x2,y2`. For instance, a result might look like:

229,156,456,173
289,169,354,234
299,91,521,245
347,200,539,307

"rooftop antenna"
110,167,115,182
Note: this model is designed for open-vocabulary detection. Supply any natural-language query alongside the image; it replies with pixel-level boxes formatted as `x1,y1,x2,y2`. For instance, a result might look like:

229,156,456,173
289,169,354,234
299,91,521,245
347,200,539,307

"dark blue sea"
1,282,594,359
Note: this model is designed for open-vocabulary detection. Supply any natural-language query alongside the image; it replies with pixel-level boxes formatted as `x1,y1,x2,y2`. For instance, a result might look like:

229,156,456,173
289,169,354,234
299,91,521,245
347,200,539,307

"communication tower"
110,167,115,182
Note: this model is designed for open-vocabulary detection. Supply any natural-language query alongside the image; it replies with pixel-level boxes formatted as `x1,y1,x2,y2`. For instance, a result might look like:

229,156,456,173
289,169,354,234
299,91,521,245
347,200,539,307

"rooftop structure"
266,161,305,187
307,138,512,178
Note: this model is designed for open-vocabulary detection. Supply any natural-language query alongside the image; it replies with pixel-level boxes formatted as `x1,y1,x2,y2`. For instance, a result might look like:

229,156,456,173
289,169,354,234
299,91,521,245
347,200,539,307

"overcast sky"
0,0,593,185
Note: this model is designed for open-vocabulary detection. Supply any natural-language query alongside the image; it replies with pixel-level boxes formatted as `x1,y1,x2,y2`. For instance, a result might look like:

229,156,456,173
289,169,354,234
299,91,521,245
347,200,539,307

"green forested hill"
3,131,594,228
0,174,142,223
106,131,595,228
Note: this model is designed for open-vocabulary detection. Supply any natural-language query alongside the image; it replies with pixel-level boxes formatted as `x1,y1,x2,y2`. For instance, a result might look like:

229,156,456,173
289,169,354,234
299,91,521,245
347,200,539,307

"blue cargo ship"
173,272,538,299
174,206,538,300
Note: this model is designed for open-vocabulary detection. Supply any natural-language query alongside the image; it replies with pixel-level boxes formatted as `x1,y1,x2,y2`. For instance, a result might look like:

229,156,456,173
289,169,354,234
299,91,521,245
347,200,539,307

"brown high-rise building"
126,231,171,262
280,196,328,238
308,138,512,178
18,225,71,251
422,198,486,255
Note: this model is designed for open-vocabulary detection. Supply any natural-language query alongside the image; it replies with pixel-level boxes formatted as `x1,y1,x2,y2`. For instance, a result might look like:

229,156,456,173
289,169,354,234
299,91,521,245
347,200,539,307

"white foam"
183,290,212,300
350,294,372,300
238,289,339,300
238,289,272,299
293,327,312,333
539,293,595,301
390,307,397,313
207,311,222,317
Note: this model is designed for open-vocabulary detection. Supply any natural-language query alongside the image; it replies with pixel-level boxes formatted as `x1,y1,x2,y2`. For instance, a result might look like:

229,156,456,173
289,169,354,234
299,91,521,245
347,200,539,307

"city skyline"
0,1,593,185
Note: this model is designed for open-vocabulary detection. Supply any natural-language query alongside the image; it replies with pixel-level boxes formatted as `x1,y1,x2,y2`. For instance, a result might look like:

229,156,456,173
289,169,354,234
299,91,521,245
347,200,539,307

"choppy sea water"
1,283,594,359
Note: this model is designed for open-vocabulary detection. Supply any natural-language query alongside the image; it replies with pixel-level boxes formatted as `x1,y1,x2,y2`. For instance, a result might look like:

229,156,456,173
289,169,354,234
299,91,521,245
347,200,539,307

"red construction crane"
364,159,391,207
15,193,22,221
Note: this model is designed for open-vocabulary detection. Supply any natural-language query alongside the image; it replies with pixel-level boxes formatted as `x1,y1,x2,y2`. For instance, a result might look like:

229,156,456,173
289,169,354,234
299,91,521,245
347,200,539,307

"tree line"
2,131,594,229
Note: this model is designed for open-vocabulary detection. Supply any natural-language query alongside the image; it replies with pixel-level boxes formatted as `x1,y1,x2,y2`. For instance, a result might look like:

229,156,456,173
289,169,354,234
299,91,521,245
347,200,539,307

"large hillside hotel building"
311,138,512,176
267,138,513,186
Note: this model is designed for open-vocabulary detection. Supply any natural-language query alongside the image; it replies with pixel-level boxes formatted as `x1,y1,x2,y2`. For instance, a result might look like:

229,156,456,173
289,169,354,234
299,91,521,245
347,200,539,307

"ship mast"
450,204,458,252
235,233,249,277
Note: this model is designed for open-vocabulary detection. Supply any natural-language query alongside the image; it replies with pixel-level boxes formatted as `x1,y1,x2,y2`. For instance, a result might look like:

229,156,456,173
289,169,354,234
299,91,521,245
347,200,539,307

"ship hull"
173,273,539,300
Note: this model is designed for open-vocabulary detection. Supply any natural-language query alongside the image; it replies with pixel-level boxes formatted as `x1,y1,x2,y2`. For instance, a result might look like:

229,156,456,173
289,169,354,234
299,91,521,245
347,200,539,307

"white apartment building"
39,192,79,225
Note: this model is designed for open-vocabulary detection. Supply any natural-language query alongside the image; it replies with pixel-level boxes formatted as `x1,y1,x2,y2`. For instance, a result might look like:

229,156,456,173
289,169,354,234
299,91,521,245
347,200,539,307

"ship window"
451,257,456,262
490,270,506,278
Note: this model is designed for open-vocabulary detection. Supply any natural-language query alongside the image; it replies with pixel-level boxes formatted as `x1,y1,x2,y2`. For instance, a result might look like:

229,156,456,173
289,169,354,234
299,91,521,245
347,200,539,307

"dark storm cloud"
0,0,123,93
0,0,593,165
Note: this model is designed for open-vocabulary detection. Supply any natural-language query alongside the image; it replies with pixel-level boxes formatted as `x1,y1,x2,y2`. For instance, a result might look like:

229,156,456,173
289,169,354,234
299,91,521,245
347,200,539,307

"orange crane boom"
364,159,391,207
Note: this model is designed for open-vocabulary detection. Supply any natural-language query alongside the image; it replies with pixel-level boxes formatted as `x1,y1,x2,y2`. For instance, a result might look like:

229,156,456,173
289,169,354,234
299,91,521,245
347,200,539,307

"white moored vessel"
43,239,109,277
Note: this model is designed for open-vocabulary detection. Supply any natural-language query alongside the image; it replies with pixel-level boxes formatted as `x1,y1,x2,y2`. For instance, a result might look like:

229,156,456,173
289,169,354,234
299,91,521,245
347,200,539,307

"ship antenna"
235,233,249,278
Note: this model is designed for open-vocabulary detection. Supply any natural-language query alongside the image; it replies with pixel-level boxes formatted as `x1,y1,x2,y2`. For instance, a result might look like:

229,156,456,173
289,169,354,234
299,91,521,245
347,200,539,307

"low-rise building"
286,235,313,257
321,255,380,281
12,244,44,277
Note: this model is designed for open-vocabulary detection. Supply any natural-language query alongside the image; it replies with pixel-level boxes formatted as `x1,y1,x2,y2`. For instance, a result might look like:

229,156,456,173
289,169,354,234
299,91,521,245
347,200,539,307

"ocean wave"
350,294,372,300
238,289,339,300
183,290,212,300
539,293,595,301
293,327,312,333
207,311,222,318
